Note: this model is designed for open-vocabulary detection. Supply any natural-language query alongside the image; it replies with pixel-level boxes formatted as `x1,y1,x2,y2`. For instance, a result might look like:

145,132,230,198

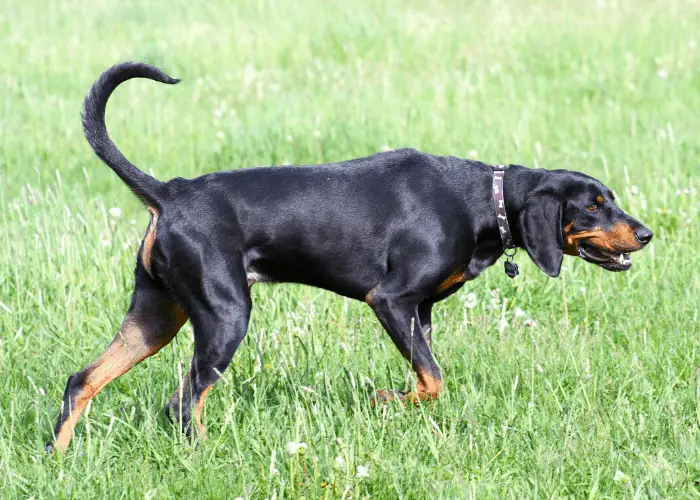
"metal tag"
504,260,519,279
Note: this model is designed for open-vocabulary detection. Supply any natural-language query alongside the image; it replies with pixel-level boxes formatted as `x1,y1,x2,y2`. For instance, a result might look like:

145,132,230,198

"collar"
492,165,519,278
492,165,515,249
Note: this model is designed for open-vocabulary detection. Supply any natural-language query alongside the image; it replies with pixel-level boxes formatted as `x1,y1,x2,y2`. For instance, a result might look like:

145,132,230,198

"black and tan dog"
48,63,652,452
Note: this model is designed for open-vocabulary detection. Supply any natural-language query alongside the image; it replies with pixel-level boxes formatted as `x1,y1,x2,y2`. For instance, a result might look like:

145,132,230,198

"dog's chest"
465,242,503,279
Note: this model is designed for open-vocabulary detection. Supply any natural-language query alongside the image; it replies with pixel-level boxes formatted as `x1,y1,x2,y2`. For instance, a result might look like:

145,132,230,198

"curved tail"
82,62,180,207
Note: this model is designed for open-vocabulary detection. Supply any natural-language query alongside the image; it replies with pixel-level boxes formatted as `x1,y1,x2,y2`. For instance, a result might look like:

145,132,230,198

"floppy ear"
518,193,564,277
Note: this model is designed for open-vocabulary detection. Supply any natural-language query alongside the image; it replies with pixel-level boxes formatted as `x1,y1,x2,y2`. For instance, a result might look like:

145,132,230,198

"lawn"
1,0,699,497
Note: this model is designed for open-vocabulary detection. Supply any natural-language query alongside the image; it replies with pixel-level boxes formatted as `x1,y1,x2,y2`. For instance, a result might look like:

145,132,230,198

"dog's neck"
501,165,548,248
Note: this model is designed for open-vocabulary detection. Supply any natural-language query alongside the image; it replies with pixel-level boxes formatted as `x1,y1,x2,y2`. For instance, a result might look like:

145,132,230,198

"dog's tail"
82,62,180,207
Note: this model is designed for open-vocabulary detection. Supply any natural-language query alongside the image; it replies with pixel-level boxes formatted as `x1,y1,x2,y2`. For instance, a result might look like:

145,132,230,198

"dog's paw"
370,389,406,406
164,402,194,437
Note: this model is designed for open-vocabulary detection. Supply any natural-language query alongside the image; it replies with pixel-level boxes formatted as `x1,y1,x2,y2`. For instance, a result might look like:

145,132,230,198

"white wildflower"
468,150,478,159
657,69,668,79
523,319,537,328
334,456,345,470
356,465,370,479
463,292,477,309
216,131,225,141
285,441,307,456
513,307,527,318
108,207,122,218
613,470,631,484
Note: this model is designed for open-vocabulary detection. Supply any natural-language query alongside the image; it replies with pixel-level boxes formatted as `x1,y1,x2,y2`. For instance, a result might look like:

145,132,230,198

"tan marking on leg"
370,389,400,407
372,370,442,407
404,369,442,403
437,268,466,293
54,306,186,452
195,385,213,437
167,370,211,436
141,207,159,279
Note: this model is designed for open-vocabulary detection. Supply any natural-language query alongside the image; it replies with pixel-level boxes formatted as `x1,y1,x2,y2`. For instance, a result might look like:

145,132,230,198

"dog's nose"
635,227,653,246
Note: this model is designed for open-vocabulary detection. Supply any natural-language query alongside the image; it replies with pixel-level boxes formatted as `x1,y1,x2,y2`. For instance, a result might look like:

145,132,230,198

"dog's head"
518,171,652,277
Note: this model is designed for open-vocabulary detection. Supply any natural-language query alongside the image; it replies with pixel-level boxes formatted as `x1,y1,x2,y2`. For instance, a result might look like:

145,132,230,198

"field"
1,0,699,497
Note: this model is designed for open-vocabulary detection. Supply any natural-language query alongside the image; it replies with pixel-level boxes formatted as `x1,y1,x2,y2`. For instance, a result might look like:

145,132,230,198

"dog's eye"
587,204,597,212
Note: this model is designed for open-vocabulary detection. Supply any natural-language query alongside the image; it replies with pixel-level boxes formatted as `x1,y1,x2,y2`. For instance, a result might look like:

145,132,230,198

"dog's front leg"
365,283,441,405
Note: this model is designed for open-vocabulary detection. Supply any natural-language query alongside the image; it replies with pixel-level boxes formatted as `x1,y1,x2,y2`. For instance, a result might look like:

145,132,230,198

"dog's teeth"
617,254,631,265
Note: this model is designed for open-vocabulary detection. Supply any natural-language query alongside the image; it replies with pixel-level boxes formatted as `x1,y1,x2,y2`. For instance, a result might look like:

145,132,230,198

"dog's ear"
518,192,564,277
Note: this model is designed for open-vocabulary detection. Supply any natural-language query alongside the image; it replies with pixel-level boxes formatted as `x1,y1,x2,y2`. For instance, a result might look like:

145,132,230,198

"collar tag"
503,249,519,278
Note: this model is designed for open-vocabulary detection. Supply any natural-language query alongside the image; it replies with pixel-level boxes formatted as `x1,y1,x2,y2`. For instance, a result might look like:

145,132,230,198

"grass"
1,0,699,497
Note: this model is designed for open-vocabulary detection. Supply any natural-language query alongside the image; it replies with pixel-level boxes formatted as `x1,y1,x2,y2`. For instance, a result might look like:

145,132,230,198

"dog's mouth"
577,244,632,271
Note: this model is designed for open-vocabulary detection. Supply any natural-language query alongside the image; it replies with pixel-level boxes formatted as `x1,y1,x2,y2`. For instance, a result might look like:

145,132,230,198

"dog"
47,62,652,453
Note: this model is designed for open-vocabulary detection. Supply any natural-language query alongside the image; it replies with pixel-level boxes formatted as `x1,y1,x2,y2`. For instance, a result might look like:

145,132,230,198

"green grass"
1,0,699,497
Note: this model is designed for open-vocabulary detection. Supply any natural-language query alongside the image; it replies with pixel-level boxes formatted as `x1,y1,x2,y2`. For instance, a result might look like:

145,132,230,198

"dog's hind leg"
49,268,187,453
165,257,251,438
